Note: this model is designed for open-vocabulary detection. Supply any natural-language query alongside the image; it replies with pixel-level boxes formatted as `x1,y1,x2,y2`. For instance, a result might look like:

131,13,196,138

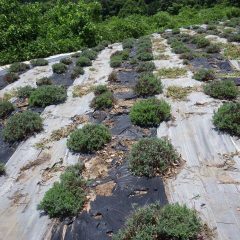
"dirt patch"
72,84,94,98
95,181,116,196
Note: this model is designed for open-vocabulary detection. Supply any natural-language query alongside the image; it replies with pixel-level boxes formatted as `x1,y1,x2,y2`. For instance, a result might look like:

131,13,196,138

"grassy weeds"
157,67,188,78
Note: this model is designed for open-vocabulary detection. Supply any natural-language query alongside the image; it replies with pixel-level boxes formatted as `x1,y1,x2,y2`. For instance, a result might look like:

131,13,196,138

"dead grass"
166,85,193,100
223,44,240,60
72,84,94,97
157,67,188,78
155,54,170,60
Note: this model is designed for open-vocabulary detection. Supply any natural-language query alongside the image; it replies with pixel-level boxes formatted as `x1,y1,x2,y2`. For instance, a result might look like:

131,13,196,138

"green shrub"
134,73,162,97
207,24,217,30
204,80,239,100
91,91,114,110
130,98,171,127
71,66,84,79
137,52,153,61
71,52,81,58
81,49,98,60
9,62,30,73
110,55,122,68
29,85,67,107
36,77,52,86
4,72,19,84
108,71,118,82
193,68,215,81
76,56,92,67
67,124,111,153
3,111,43,142
213,102,240,136
38,164,86,218
94,85,108,95
30,58,48,66
129,138,180,177
17,85,36,98
193,36,210,48
113,203,202,240
60,57,73,65
0,163,6,176
206,44,221,53
122,38,135,49
0,101,14,119
172,28,180,34
52,63,67,74
136,61,155,72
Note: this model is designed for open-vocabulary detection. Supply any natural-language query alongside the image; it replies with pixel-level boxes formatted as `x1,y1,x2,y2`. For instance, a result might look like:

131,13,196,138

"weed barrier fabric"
51,164,167,240
51,41,168,240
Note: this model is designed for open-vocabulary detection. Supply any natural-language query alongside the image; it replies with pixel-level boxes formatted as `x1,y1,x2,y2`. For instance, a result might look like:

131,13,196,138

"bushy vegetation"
9,62,30,73
17,85,36,98
108,71,118,82
134,73,162,97
60,57,73,65
136,36,153,61
38,164,86,218
130,98,171,127
204,80,239,100
67,124,111,153
52,63,67,74
193,68,215,81
136,61,155,72
129,138,180,177
213,102,240,136
91,90,114,110
36,77,52,86
122,38,136,49
4,73,19,84
81,49,98,60
113,203,202,240
71,66,85,79
3,111,43,142
206,44,221,53
192,35,211,48
0,101,14,119
0,163,6,176
110,50,129,68
0,1,239,65
30,58,48,67
29,85,67,107
76,56,92,67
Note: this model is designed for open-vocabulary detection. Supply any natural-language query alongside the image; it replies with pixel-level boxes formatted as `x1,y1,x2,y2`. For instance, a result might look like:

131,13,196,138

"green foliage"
91,90,114,110
108,71,118,82
52,63,67,74
110,50,129,67
213,102,240,136
136,36,153,61
17,85,36,98
192,35,211,48
9,62,30,73
29,85,67,107
157,67,187,78
36,77,52,86
94,85,108,95
60,57,73,65
81,49,98,60
122,38,135,49
136,61,155,72
130,98,171,127
134,73,162,97
30,58,48,67
3,111,43,143
4,73,19,84
113,203,202,240
194,68,215,81
129,138,180,177
71,66,85,79
76,56,92,67
204,80,239,100
38,164,86,218
206,44,221,53
67,124,111,153
0,101,14,119
0,163,6,176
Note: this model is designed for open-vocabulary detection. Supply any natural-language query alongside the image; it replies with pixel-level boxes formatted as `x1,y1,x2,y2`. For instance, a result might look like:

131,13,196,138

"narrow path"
152,34,240,240
0,44,121,240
